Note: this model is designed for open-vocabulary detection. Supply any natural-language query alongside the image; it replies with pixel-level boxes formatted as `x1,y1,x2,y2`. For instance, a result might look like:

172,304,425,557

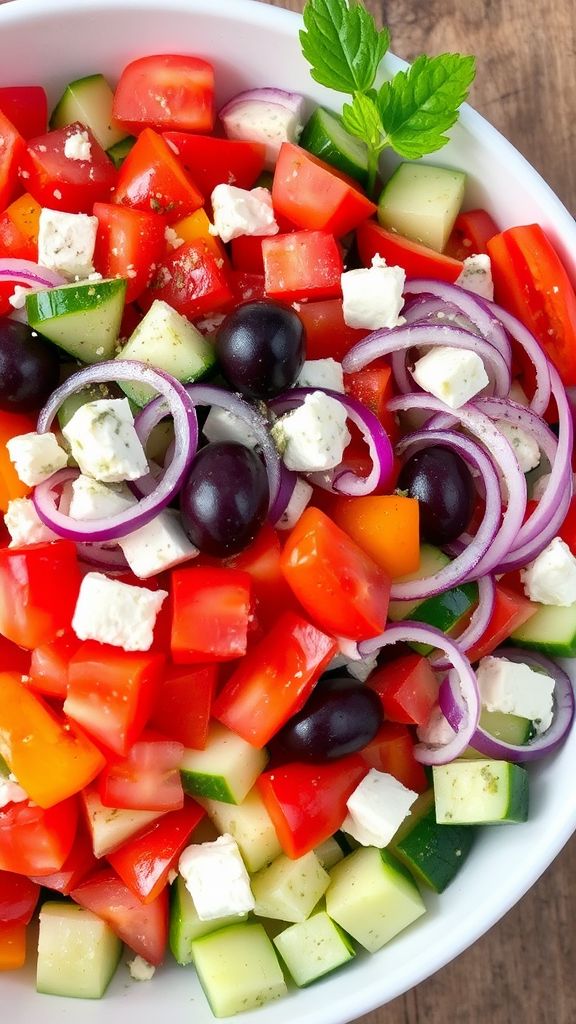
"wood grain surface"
0,0,574,1021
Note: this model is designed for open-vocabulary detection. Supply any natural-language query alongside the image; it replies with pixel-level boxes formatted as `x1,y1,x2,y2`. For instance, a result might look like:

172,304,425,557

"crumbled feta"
164,226,184,250
341,255,406,330
68,475,137,521
276,477,313,531
62,399,148,483
411,346,489,409
64,129,92,162
455,253,494,300
341,769,418,848
6,431,68,486
0,775,29,809
178,834,255,921
8,284,42,310
520,536,576,606
477,655,555,734
128,956,155,982
496,420,541,473
202,406,261,449
4,497,58,546
417,705,456,746
221,94,304,169
346,653,379,683
38,208,98,280
210,185,278,243
72,572,167,651
295,358,344,393
271,391,351,473
118,510,198,579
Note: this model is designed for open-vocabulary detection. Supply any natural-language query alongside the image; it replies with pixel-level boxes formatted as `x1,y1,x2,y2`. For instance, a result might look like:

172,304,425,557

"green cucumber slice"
26,278,126,363
387,544,450,620
50,73,128,151
198,788,282,873
314,835,347,871
251,851,330,924
180,722,268,805
169,874,248,966
191,922,287,1016
389,790,474,892
511,601,576,656
433,759,529,824
299,108,369,187
107,135,136,169
273,911,355,987
37,902,122,998
378,162,466,252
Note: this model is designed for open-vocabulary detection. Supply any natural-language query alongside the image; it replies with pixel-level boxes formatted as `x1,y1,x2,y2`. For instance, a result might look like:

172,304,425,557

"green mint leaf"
377,53,476,159
342,92,383,150
300,0,390,95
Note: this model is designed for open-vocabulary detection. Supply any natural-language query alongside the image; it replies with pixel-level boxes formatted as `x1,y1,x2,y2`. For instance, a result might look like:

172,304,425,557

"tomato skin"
356,219,464,282
107,799,204,903
222,522,296,629
98,734,185,812
281,508,392,641
360,723,429,792
0,87,47,140
230,234,265,274
213,612,338,748
344,365,399,442
28,631,81,699
465,584,537,663
229,270,266,304
262,230,343,302
71,867,169,965
257,756,368,859
0,111,26,213
93,202,166,303
0,798,78,876
296,298,369,361
149,664,217,750
113,128,203,221
28,823,97,895
143,239,234,318
164,133,265,197
171,567,253,664
21,122,116,214
0,541,81,649
445,208,500,261
113,55,215,134
367,654,440,726
0,871,40,925
0,635,30,676
0,193,41,261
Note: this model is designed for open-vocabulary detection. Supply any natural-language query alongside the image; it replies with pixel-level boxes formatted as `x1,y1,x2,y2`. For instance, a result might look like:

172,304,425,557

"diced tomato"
0,411,36,511
222,522,296,628
113,55,215,134
113,128,203,221
28,823,97,895
65,642,166,756
149,664,217,750
263,230,343,302
0,193,41,260
164,133,265,197
356,218,464,282
272,143,376,236
0,672,105,808
488,224,576,386
281,507,391,641
257,756,367,859
344,365,399,442
230,234,265,274
0,541,81,649
330,495,420,579
295,298,369,361
107,799,204,904
0,798,78,876
213,611,337,748
0,111,26,214
143,239,234,318
367,653,439,725
0,921,26,970
71,867,168,965
0,635,30,675
80,786,165,860
445,208,500,261
171,567,252,664
360,722,428,792
0,871,39,925
0,87,47,140
229,270,266,304
93,202,166,303
98,733,184,812
28,632,81,699
21,122,116,214
465,584,537,663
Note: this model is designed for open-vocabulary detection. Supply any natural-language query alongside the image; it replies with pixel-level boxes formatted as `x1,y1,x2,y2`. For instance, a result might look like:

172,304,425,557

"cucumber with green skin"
251,850,330,924
300,107,370,187
389,790,475,893
197,788,282,873
378,162,466,252
50,73,128,151
463,709,533,758
36,902,122,999
169,874,248,966
273,910,355,987
26,278,126,363
510,601,576,656
191,922,287,1017
433,759,529,825
107,135,136,169
180,722,268,805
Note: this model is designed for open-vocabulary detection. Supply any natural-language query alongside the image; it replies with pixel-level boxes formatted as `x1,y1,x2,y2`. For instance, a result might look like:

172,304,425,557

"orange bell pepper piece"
171,207,230,267
330,494,420,578
0,922,26,971
0,411,36,511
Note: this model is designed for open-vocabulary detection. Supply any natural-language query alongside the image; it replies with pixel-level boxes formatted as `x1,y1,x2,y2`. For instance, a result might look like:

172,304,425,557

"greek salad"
0,0,576,1015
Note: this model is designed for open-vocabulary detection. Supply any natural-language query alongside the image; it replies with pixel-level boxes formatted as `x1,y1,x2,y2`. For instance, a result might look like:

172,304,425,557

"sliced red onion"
34,361,198,542
438,674,464,730
471,649,574,762
392,431,500,600
77,542,129,572
404,279,510,356
432,574,496,670
359,624,480,765
486,301,552,416
270,464,298,525
388,393,527,578
269,387,394,496
343,322,511,398
0,258,67,289
219,88,306,168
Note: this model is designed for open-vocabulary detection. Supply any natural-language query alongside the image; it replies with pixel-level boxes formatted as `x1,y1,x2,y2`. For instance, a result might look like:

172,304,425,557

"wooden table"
0,0,574,1021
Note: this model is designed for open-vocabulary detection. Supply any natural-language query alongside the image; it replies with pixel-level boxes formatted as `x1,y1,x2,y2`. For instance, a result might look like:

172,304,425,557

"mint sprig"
300,0,476,195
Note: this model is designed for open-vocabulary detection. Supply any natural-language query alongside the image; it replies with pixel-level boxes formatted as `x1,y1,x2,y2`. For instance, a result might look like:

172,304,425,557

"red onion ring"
486,301,552,417
0,258,67,289
359,623,480,765
404,279,510,356
432,574,496,670
34,361,198,542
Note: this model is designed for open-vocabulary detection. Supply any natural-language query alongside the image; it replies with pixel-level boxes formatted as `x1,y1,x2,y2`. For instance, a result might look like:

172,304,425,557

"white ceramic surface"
1,1,575,1022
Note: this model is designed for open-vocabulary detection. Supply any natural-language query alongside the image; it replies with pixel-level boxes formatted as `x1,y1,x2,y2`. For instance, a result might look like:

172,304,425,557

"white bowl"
1,1,575,1021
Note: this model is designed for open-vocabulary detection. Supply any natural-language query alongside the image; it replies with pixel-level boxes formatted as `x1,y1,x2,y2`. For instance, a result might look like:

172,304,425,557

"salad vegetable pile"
0,0,575,1014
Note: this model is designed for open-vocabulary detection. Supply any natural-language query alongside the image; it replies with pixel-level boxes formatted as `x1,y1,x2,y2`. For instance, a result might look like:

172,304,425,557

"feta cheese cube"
477,655,555,734
38,208,98,280
6,431,68,486
496,420,541,473
455,253,494,300
210,185,278,243
520,536,576,606
295,358,345,393
63,129,92,162
341,769,418,848
68,476,137,520
346,653,378,683
341,255,406,330
62,399,148,483
417,705,456,747
5,497,58,546
118,510,198,579
0,775,29,809
202,407,260,449
127,956,155,982
271,391,351,473
178,834,255,921
72,572,167,651
411,346,489,409
276,477,313,531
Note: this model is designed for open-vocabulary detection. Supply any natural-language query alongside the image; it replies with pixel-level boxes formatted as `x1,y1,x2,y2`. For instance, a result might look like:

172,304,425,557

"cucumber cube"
273,911,355,987
169,874,248,965
378,162,466,252
433,759,529,824
314,835,346,871
251,851,330,924
191,923,287,1017
198,788,282,872
50,73,128,151
26,279,126,363
180,722,268,805
389,790,474,892
37,902,122,999
511,601,576,656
